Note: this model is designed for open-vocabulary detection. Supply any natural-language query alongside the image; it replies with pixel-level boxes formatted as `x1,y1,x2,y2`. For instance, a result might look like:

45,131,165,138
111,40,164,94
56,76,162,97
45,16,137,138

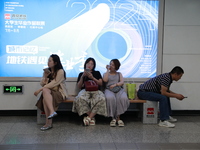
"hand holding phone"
106,65,110,70
85,68,90,72
43,68,51,74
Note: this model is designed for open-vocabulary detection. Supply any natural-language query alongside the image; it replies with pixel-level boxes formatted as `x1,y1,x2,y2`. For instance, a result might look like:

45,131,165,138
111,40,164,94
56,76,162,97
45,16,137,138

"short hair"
111,59,121,70
84,57,96,71
170,66,184,75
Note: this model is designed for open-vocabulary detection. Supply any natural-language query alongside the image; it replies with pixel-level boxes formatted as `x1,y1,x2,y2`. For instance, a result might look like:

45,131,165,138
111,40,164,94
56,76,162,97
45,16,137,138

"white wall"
0,78,78,110
0,82,40,110
0,0,200,110
163,0,200,110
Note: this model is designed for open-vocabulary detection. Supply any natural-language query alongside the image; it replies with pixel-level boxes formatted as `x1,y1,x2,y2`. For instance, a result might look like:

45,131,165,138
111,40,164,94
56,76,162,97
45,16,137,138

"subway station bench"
37,95,158,125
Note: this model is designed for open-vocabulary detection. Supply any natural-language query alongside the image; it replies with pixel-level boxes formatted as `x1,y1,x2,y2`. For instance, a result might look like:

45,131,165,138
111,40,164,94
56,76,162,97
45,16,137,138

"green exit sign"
3,85,23,94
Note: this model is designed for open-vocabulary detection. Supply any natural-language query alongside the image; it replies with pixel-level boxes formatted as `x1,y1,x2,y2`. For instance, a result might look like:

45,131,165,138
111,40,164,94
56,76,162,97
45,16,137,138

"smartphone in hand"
43,68,51,73
107,65,110,70
85,68,90,72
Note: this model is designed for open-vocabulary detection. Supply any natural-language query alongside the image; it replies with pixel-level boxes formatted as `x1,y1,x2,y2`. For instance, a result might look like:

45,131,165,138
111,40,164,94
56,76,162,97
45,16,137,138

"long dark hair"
84,57,96,71
49,54,66,79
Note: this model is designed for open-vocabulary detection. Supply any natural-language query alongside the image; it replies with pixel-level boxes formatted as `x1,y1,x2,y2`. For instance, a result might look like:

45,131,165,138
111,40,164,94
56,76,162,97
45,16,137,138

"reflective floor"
0,113,200,150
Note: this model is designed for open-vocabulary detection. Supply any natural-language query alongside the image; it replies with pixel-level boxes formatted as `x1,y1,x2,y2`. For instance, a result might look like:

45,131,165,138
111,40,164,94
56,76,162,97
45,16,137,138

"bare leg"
86,112,91,116
83,112,96,126
47,119,52,126
42,88,54,115
116,115,120,121
116,115,124,126
88,112,96,119
43,101,52,127
43,101,49,126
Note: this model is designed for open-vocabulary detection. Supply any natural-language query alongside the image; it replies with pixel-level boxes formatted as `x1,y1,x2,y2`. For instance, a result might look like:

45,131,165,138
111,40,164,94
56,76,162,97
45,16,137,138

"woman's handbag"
109,73,122,93
84,80,98,91
110,86,121,93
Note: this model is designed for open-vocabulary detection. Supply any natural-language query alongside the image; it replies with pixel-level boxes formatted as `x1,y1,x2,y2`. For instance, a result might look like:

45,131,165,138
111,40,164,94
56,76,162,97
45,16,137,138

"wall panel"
165,0,200,25
164,26,200,54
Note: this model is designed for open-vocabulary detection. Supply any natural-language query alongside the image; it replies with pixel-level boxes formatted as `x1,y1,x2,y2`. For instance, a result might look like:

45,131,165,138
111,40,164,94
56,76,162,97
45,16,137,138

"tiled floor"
0,113,200,150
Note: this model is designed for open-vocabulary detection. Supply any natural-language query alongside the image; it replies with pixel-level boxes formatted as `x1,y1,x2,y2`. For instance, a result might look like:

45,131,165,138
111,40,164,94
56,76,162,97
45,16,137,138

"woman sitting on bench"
34,54,68,131
72,57,107,126
103,59,130,127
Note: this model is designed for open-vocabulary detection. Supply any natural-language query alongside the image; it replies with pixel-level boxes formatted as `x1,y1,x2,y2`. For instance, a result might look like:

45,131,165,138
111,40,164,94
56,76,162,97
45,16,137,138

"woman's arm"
40,71,50,86
77,71,103,89
88,71,103,86
34,87,43,96
116,72,124,86
92,76,103,86
103,65,110,82
34,71,51,96
34,69,65,96
43,69,65,89
109,72,124,89
77,72,85,89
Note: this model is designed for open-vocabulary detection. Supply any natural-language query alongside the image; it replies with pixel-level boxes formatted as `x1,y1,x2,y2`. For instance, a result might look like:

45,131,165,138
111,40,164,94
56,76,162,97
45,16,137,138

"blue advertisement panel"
0,0,159,77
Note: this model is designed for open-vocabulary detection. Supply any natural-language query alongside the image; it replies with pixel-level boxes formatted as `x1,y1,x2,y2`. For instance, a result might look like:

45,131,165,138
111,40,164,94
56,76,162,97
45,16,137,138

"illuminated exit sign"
3,85,23,94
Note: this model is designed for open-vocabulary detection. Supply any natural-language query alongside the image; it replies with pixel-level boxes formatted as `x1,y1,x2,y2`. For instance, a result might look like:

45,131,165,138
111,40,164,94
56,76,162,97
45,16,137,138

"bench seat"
63,95,147,103
37,95,158,125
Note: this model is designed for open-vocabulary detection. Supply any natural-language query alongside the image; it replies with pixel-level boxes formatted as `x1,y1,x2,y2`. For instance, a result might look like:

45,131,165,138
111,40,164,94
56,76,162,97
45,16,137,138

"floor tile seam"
99,142,103,150
108,129,116,146
103,131,117,150
6,121,16,136
100,142,117,150
1,142,200,148
135,142,161,148
113,142,125,150
0,136,4,145
78,143,102,150
0,123,16,145
157,143,182,149
114,142,139,149
194,122,200,127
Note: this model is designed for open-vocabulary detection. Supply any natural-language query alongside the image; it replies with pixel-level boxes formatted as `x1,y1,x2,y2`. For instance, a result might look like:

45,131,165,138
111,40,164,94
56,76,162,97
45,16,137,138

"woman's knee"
105,95,115,101
119,96,128,102
42,88,51,95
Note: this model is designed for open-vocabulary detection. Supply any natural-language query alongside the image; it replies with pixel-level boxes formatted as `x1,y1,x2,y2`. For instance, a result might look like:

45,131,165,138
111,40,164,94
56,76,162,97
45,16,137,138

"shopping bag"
126,83,136,99
84,80,98,91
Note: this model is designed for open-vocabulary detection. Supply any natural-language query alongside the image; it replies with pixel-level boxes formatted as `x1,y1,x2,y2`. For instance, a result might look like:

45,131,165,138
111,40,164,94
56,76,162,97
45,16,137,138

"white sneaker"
168,116,177,122
158,120,175,128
